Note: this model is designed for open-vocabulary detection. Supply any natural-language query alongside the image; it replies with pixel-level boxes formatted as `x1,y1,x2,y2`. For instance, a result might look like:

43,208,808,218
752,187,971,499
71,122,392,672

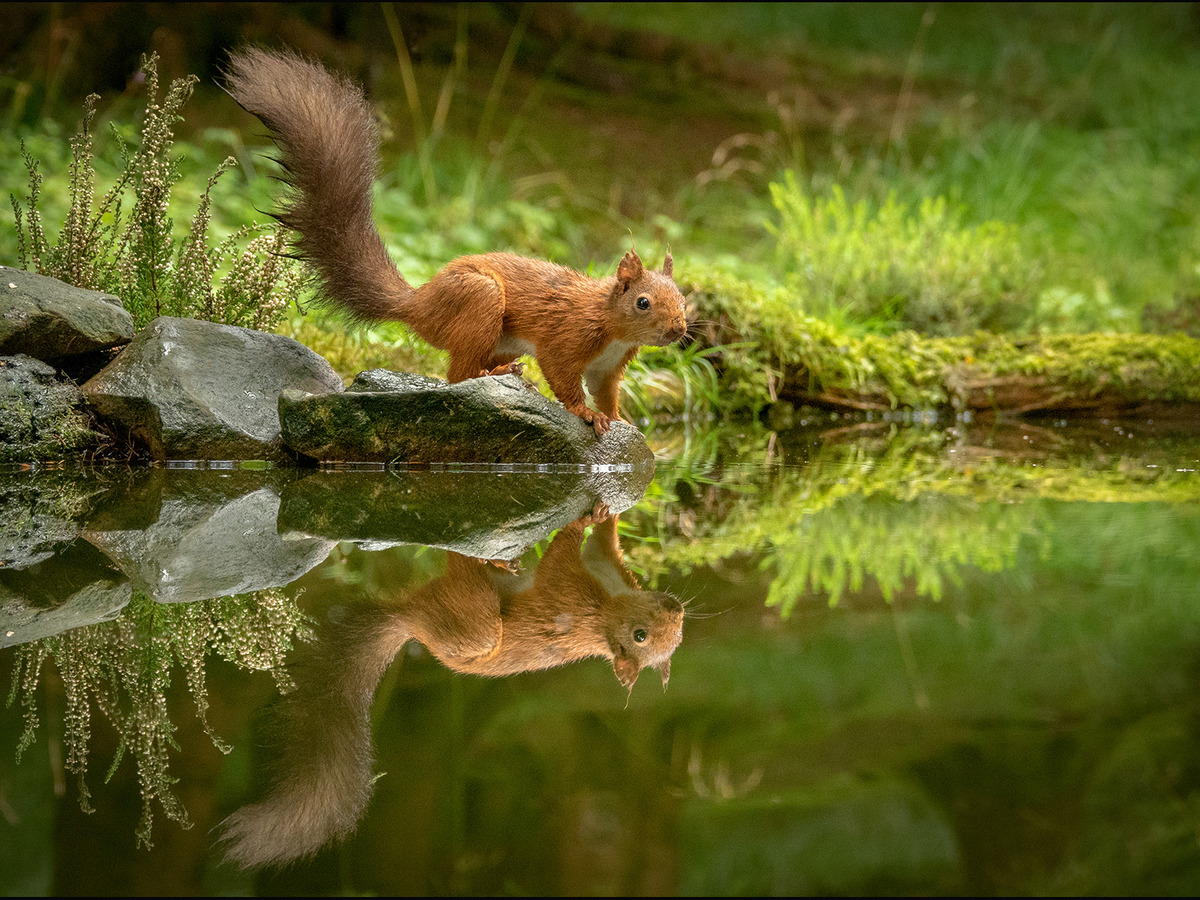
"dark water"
3,420,1200,896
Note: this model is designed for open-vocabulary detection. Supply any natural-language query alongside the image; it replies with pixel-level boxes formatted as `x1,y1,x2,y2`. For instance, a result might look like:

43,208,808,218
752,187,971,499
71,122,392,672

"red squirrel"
218,507,683,868
224,47,690,434
405,506,682,690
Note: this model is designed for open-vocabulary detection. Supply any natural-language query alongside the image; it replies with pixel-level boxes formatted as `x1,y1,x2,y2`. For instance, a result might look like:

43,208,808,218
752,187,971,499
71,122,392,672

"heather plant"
7,588,311,849
10,52,299,331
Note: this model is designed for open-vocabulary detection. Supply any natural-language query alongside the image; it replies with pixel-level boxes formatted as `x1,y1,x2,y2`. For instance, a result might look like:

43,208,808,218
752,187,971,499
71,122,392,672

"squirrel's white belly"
584,340,637,395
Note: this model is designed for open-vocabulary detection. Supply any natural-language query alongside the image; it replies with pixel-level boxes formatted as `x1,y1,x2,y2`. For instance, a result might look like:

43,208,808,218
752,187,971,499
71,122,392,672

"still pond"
2,418,1200,895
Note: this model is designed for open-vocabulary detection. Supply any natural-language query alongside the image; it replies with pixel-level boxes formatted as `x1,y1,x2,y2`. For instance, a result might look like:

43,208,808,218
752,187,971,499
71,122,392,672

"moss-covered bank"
686,269,1200,421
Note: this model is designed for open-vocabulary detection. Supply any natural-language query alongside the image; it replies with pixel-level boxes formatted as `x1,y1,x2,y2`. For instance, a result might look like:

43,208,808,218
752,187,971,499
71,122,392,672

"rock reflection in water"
219,505,684,870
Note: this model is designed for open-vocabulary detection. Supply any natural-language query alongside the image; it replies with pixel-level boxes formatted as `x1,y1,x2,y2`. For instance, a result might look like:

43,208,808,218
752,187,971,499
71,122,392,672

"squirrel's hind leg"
439,273,507,383
483,357,524,378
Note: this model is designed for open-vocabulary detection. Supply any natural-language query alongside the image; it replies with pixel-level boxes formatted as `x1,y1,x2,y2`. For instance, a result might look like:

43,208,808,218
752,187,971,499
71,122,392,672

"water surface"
3,419,1200,895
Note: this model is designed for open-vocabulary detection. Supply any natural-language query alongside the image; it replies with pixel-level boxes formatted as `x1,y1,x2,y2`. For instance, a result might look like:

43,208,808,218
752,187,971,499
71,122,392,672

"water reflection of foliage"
630,424,1200,609
7,589,311,847
764,494,1044,611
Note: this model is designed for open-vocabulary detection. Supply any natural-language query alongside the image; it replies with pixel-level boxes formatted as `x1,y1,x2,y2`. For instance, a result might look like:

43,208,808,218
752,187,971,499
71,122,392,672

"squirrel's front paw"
570,406,611,435
578,502,612,527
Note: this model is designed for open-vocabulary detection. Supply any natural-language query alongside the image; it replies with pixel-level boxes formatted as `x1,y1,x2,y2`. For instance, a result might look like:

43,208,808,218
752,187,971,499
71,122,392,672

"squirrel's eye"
636,296,651,310
633,628,648,643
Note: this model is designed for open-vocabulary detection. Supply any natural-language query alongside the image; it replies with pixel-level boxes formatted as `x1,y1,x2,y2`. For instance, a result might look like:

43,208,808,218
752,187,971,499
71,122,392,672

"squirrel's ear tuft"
661,253,673,278
617,250,644,285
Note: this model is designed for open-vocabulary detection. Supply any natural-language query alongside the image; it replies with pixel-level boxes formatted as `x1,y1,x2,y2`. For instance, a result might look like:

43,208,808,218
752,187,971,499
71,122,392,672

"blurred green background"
6,2,1200,355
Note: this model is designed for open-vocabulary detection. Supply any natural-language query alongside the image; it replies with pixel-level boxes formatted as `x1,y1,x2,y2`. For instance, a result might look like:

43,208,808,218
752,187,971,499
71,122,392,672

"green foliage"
373,180,580,283
681,263,947,415
7,588,311,849
674,263,822,415
621,339,731,426
767,171,1042,335
630,422,1200,606
8,53,299,331
680,262,1200,417
582,3,1200,333
369,1,586,270
633,429,1037,608
765,493,1037,612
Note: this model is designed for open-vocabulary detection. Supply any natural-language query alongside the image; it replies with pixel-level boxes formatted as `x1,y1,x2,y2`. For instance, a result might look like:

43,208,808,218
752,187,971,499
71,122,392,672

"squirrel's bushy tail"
217,606,412,869
224,47,412,321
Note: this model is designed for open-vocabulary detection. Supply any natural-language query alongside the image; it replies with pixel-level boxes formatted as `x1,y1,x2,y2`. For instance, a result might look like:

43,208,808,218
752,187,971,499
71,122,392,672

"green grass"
577,2,1200,330
5,4,1200,415
767,172,1042,335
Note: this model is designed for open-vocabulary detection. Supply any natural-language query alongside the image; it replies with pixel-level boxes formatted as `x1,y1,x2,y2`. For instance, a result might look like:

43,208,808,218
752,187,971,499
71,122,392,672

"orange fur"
224,47,690,434
217,510,683,868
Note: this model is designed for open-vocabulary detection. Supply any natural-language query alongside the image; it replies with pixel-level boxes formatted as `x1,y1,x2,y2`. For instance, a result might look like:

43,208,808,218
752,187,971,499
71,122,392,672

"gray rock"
0,354,103,461
280,370,656,469
0,538,130,648
0,466,115,569
81,316,345,461
277,460,654,560
349,369,444,393
0,265,133,361
82,467,336,603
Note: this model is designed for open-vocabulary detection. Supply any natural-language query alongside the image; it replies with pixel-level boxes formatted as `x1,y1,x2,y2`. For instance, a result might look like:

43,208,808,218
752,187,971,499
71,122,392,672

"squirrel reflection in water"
218,505,683,869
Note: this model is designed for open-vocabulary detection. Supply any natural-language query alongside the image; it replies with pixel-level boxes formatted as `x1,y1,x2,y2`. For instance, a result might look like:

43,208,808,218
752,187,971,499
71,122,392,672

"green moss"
683,265,1200,416
0,368,103,462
